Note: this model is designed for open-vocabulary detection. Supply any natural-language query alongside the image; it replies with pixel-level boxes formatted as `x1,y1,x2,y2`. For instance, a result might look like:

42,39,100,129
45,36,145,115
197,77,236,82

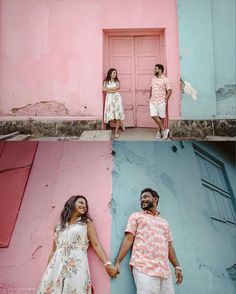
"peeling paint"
181,79,198,100
197,258,228,280
11,101,69,116
31,246,42,259
160,172,178,196
111,150,116,157
226,264,236,281
216,84,236,101
109,198,117,215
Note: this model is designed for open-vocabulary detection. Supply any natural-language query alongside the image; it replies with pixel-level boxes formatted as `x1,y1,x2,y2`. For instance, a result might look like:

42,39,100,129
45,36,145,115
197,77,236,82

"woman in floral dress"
38,195,117,294
103,68,125,138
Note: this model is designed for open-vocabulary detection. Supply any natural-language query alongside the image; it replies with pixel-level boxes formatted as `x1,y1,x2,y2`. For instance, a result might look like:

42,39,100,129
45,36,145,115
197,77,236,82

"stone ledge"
169,119,236,138
0,119,102,137
0,119,235,139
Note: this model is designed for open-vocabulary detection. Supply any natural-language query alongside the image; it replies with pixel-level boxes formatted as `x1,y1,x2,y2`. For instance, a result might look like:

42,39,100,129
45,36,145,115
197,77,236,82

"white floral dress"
38,220,92,294
104,81,125,123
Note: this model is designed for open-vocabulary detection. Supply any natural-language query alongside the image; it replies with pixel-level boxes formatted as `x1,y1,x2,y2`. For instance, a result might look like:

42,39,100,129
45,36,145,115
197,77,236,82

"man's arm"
168,242,183,284
149,87,152,99
165,89,172,102
115,232,134,273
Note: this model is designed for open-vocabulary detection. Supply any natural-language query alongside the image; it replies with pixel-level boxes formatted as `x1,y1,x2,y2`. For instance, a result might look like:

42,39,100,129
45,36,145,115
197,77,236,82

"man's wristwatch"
175,266,182,271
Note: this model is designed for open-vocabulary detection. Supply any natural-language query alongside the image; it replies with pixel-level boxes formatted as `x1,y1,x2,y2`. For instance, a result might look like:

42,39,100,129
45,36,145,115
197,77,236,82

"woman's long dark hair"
60,195,91,229
104,68,120,83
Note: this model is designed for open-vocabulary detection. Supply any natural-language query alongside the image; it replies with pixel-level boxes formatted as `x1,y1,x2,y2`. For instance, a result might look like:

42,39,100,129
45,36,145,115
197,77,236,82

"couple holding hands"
103,65,172,140
38,188,183,294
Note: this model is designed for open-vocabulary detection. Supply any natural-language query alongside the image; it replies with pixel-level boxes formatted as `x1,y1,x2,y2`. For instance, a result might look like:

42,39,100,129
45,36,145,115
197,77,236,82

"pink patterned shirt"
125,211,173,278
150,75,171,105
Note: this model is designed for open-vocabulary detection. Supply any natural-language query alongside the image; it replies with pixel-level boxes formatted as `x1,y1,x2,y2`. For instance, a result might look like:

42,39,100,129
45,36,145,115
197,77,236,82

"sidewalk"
1,128,235,141
78,128,236,141
112,128,236,141
113,128,170,141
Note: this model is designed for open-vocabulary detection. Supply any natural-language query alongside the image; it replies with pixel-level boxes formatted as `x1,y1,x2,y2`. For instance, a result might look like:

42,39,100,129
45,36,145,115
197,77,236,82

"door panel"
107,34,163,127
109,37,135,126
135,36,162,127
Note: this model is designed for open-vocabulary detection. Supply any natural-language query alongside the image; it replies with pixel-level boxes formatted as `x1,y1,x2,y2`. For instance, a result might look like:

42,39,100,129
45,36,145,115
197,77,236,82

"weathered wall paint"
111,141,236,294
0,0,180,119
178,0,236,119
211,0,236,116
0,141,113,293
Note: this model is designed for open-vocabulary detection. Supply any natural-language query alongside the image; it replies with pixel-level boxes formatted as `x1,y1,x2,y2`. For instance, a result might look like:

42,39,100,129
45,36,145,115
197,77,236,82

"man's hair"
140,188,160,199
155,64,164,73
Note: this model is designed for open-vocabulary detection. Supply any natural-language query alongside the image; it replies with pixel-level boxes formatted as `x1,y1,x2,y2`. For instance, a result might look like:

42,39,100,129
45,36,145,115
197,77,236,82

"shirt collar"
143,210,160,216
155,74,164,79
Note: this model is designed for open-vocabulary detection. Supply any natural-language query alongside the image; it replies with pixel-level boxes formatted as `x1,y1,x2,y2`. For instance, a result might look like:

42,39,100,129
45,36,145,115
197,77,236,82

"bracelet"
104,261,112,267
175,266,182,271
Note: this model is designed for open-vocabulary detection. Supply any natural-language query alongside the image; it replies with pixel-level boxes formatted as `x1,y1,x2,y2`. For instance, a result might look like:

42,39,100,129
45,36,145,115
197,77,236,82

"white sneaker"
156,131,161,139
162,129,169,140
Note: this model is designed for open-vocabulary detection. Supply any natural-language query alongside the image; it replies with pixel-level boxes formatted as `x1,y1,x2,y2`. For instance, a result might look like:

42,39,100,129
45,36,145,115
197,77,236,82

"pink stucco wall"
0,141,112,293
0,0,180,118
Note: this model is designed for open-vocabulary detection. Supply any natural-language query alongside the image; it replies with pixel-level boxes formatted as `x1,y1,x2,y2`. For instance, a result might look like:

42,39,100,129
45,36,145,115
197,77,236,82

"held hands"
104,261,121,278
105,263,118,278
115,262,120,277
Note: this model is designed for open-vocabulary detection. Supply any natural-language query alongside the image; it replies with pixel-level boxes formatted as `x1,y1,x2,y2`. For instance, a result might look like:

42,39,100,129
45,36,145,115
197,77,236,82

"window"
194,145,236,225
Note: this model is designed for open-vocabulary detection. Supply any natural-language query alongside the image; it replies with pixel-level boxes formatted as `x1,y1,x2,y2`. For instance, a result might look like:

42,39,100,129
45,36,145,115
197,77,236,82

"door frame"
103,29,167,128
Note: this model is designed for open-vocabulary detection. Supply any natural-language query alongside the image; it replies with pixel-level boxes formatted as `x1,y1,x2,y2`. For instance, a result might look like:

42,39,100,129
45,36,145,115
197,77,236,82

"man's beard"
141,201,154,210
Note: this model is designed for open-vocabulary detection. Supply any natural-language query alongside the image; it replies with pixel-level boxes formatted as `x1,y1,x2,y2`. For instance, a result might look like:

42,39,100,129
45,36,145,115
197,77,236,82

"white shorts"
133,267,175,294
150,101,166,118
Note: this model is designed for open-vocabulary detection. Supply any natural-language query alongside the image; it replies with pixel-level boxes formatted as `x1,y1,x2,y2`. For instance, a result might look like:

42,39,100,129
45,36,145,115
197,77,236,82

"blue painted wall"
111,142,236,294
178,0,236,119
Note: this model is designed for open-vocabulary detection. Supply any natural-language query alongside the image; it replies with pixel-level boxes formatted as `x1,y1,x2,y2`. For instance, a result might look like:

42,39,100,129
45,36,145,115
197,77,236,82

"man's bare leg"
151,116,165,134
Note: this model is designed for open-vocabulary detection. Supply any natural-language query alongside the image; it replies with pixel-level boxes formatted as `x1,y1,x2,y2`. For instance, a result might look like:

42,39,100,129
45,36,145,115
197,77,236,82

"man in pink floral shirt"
115,188,183,294
150,64,172,140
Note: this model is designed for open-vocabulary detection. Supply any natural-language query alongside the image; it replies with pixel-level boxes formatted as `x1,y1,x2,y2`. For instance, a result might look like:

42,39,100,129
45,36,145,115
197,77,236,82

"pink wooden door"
108,36,135,127
108,34,164,127
135,36,162,127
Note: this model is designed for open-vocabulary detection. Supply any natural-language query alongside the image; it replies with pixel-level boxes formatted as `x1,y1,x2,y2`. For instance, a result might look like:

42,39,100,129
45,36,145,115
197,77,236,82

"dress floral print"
104,81,125,123
38,219,92,294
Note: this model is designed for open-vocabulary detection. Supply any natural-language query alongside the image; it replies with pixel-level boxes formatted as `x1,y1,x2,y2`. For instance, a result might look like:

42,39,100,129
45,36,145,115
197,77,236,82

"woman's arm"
103,81,110,93
102,81,119,93
113,81,120,91
47,236,57,265
87,221,117,277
